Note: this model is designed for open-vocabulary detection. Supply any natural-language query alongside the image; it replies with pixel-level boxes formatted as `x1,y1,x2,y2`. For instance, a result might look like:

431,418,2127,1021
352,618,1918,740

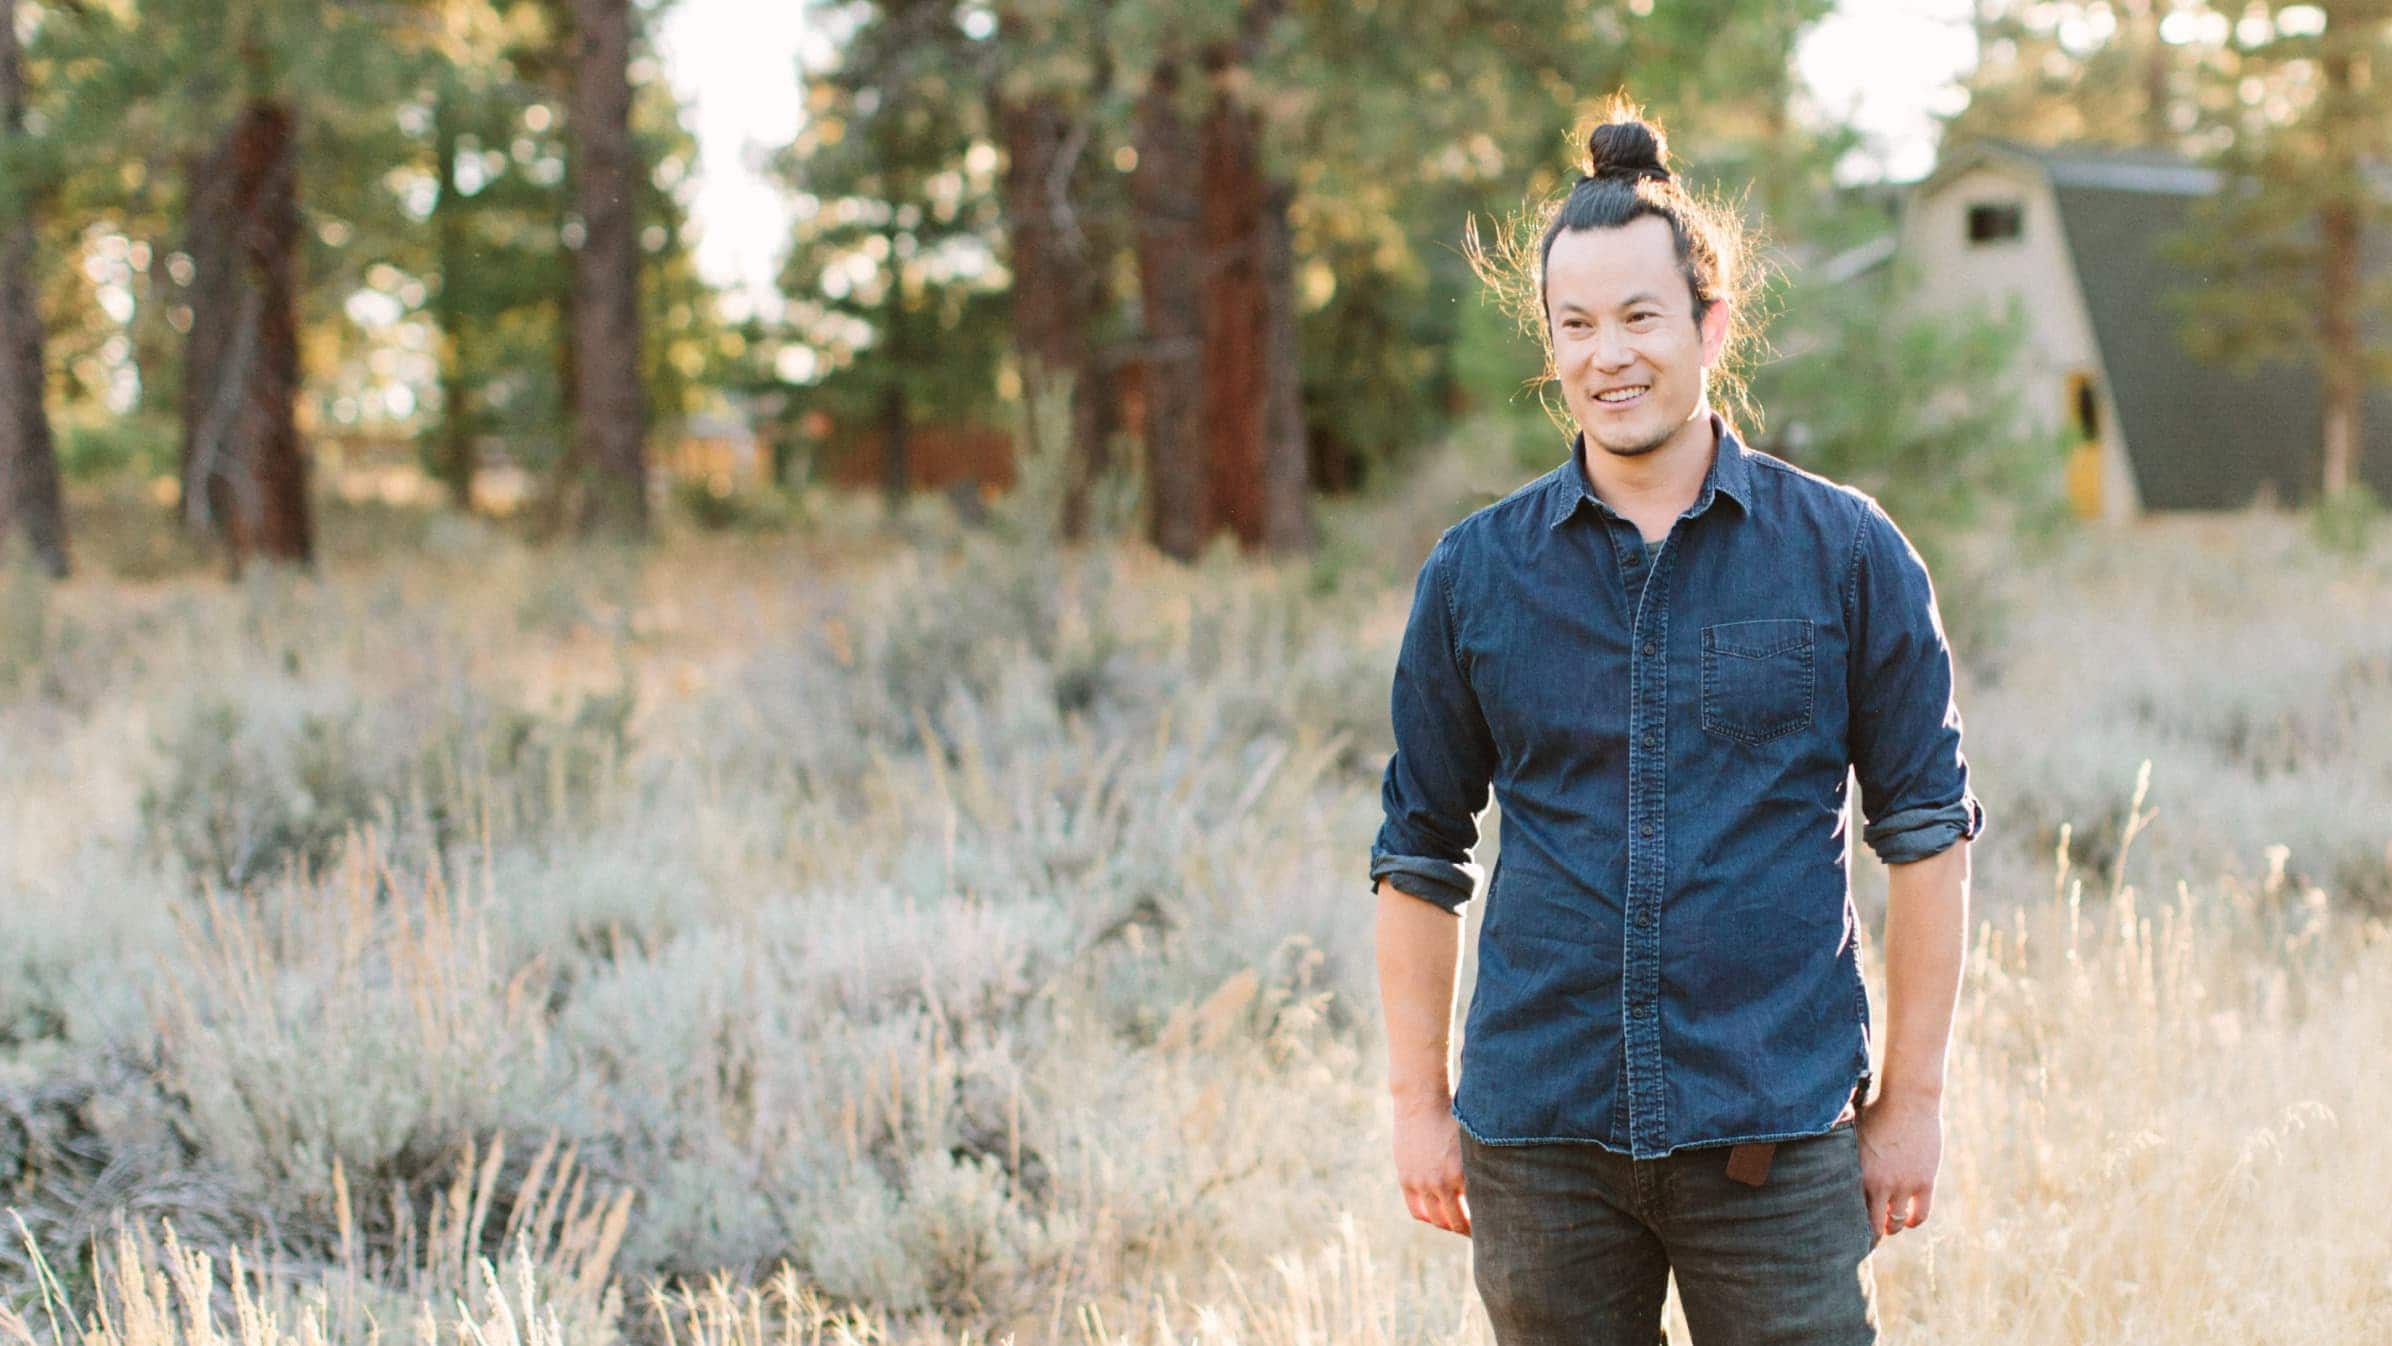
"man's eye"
1628,312,1658,325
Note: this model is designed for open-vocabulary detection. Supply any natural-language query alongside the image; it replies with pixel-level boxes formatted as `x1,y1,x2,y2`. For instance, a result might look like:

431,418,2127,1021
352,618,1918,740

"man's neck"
1581,409,1719,526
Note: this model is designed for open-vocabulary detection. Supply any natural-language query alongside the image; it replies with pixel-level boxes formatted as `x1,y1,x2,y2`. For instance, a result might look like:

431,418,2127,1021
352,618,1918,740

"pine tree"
2168,0,2392,503
1947,0,2197,149
775,0,1011,516
1130,49,1203,558
991,1,1124,543
0,0,67,577
183,91,310,566
566,0,647,535
776,0,1858,559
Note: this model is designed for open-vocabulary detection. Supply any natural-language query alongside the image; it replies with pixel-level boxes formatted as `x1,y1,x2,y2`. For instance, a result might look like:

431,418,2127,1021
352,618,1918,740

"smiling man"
1369,105,1984,1345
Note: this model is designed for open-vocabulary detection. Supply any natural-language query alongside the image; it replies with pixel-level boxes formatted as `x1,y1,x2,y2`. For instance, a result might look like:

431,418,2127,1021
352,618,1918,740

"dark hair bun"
1586,119,1671,185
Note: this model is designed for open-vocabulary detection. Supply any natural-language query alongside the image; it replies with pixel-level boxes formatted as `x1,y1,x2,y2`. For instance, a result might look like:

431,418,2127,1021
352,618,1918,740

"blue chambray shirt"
1370,412,1985,1160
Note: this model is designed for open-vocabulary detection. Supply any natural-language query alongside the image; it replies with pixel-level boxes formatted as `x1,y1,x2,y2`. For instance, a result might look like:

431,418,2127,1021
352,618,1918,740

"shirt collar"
1545,410,1755,531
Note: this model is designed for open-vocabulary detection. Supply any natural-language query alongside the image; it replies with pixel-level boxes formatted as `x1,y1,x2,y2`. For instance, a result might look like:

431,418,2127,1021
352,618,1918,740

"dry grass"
2,467,2388,1343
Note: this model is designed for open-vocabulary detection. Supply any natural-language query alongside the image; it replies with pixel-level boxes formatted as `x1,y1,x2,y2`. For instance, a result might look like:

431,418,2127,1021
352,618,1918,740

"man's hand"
1376,880,1472,1236
1394,1098,1471,1235
1857,1088,1942,1238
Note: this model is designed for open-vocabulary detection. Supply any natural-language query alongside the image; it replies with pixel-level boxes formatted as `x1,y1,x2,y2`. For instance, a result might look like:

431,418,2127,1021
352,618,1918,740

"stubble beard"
1582,414,1672,460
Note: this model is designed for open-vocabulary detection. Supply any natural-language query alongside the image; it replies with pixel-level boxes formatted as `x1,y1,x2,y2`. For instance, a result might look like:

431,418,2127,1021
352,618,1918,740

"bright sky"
656,0,1980,311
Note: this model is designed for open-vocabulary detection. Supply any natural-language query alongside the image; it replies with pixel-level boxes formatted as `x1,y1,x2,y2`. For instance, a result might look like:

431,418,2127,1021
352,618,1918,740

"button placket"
1621,521,1673,1158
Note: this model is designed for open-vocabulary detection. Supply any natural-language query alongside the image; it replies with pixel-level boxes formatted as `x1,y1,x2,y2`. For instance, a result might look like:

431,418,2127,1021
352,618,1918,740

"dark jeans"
1459,1122,1879,1345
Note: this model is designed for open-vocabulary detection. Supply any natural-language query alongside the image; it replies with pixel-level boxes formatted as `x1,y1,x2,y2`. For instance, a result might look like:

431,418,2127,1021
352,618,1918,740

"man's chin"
1586,429,1668,459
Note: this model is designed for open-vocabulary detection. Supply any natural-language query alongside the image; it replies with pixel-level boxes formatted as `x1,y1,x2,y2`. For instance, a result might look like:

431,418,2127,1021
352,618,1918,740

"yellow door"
2064,372,2104,519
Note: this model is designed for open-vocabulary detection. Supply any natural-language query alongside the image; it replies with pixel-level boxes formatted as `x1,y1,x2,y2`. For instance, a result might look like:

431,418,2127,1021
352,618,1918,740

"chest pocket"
1701,619,1816,745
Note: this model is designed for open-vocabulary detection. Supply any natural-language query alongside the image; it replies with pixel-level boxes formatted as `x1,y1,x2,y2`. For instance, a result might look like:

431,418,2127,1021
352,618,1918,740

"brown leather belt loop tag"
1725,1142,1777,1187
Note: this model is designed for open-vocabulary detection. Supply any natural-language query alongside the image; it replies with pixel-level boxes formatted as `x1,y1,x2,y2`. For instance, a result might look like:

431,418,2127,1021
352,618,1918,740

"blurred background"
2,0,2383,578
2,3,2389,1345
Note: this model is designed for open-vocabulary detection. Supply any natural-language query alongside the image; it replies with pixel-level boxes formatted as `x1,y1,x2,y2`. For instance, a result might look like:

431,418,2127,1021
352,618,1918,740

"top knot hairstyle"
1466,96,1771,436
1581,116,1672,187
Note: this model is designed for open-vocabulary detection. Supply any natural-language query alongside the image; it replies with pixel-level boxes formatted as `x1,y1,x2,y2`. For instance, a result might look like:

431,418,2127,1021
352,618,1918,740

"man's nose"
1586,325,1634,370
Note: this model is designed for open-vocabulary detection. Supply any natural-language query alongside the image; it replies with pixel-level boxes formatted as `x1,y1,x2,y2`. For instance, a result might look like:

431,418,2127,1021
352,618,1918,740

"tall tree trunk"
2317,15,2366,499
2124,0,2171,146
0,0,65,577
1132,57,1204,561
1001,90,1082,531
182,98,309,570
1257,180,1310,553
994,8,1120,542
878,217,911,513
1197,55,1266,548
568,0,647,535
132,214,183,419
181,142,237,541
878,377,909,509
430,85,476,511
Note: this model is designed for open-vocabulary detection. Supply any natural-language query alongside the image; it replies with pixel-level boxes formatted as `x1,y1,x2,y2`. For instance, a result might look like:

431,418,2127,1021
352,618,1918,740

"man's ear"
1699,299,1731,367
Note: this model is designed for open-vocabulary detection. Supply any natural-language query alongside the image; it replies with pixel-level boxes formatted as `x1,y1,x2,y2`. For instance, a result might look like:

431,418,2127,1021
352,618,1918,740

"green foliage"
1753,259,2072,565
773,0,1013,439
53,413,177,481
669,478,796,534
18,0,725,492
0,555,51,694
2155,3,2392,506
2309,480,2385,558
988,371,1140,549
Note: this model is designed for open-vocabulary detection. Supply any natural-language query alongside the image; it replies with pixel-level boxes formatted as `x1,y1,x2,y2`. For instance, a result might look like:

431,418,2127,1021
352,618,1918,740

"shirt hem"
1454,1093,1860,1159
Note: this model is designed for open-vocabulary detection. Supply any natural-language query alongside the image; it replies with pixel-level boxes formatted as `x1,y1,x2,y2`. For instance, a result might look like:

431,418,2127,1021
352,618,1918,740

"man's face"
1543,215,1730,462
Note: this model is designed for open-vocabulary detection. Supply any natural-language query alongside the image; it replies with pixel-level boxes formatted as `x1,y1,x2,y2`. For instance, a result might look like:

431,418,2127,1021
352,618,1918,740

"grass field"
2,463,2387,1344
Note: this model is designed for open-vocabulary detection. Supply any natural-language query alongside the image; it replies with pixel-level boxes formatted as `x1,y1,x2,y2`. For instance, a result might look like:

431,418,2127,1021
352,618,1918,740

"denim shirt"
1369,413,1985,1160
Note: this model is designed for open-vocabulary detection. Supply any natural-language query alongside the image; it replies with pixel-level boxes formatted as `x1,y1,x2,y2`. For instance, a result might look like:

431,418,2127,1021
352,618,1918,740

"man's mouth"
1593,385,1650,407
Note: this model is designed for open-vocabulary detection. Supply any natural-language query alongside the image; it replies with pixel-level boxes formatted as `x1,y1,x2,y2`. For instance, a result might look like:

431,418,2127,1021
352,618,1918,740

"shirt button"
1641,640,1657,656
1639,821,1655,837
1635,910,1652,928
1641,731,1657,748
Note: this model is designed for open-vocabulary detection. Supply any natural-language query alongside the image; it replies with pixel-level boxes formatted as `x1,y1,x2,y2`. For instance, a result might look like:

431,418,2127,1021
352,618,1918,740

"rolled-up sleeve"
1369,532,1500,911
1845,501,1986,865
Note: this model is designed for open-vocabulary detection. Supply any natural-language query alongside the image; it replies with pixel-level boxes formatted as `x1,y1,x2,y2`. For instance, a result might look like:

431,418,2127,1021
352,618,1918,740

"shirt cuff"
1863,795,1985,865
1368,855,1481,913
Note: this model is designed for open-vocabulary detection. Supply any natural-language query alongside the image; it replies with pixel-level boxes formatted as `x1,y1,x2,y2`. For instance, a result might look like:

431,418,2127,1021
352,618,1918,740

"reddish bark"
430,85,476,511
1132,59,1205,561
999,81,1118,541
569,0,648,534
1197,65,1267,548
0,0,67,577
1258,180,1312,552
2317,25,2364,498
182,98,310,569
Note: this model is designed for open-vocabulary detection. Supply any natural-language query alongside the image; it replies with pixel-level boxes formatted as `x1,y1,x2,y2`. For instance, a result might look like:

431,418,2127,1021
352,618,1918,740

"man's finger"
1908,1186,1933,1228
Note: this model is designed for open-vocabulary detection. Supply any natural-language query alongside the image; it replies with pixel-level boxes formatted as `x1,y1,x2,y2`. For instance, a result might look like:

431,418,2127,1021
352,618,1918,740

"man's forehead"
1547,218,1682,306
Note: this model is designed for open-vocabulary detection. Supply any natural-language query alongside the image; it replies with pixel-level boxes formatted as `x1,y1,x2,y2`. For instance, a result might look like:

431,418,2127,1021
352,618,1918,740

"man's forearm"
1375,880,1465,1109
1877,839,1970,1102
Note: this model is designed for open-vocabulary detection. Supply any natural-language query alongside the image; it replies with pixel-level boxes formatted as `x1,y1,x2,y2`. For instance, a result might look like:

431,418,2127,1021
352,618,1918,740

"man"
1370,111,1982,1345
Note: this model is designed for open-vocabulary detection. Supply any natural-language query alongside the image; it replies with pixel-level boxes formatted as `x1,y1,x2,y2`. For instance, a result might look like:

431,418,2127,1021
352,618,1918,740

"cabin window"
1966,201,2024,244
2068,370,2102,440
